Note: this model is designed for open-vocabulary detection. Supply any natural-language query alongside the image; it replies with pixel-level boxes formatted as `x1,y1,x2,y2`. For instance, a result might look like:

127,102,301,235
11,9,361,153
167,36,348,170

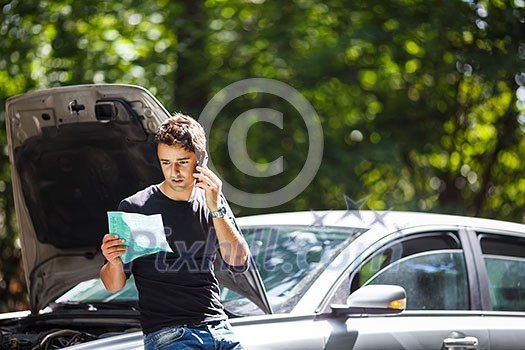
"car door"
324,228,490,350
465,229,525,350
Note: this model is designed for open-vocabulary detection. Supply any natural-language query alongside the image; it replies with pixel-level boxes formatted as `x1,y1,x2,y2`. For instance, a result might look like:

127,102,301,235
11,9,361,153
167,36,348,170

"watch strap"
210,206,227,218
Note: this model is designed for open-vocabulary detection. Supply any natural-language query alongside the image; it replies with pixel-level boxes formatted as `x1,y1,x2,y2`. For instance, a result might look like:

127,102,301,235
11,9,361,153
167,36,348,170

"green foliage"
1,0,524,310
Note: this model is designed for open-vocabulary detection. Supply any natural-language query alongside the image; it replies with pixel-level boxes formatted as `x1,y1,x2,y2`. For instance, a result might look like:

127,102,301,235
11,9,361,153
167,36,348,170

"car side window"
478,233,525,311
349,232,469,310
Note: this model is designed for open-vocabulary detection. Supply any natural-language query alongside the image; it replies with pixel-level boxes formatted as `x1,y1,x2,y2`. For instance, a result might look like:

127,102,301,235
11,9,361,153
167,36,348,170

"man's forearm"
213,217,250,267
100,260,127,293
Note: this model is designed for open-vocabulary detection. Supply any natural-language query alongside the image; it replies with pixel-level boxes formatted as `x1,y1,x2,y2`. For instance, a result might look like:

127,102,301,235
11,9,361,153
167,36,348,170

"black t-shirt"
118,184,232,334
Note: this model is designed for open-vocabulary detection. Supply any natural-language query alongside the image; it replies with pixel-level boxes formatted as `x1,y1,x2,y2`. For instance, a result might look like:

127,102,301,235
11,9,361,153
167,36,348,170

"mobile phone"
195,150,208,183
197,150,208,167
195,150,208,184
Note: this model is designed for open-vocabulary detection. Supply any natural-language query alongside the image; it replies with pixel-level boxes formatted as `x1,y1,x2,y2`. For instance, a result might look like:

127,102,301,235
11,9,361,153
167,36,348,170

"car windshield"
55,276,139,304
222,226,358,314
53,225,361,315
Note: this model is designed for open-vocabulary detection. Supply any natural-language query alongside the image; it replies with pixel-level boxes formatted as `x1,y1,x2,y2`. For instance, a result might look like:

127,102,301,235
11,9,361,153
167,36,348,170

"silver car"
3,84,525,349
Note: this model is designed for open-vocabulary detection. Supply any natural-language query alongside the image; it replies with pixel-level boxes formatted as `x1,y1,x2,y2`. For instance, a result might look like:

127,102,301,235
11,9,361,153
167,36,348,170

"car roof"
237,210,525,235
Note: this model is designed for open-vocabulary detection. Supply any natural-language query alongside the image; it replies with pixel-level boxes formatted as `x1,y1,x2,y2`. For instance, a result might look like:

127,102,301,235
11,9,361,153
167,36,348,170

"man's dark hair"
155,113,206,154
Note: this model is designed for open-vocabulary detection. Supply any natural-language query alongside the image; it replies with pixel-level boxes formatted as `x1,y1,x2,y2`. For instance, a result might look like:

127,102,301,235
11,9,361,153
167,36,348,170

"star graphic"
344,194,369,211
370,208,390,229
339,194,370,222
309,210,330,227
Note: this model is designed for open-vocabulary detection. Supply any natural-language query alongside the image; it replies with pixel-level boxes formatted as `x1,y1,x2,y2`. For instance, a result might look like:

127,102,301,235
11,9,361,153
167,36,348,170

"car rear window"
479,234,525,311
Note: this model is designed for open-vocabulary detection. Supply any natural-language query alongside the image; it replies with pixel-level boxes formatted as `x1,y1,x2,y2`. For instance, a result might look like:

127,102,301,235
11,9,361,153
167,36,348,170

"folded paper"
107,211,173,264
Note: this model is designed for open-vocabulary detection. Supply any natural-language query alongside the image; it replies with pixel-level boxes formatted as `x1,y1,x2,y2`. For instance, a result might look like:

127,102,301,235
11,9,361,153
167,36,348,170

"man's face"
157,143,198,199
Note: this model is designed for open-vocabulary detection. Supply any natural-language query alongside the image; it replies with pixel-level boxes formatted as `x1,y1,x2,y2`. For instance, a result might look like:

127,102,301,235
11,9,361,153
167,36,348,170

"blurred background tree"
0,0,524,311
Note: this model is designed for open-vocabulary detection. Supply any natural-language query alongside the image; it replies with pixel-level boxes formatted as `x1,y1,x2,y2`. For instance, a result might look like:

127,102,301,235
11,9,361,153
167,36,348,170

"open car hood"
5,84,272,315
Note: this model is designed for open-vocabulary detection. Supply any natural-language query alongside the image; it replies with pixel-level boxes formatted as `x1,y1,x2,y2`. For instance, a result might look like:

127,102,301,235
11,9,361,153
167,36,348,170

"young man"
100,113,249,349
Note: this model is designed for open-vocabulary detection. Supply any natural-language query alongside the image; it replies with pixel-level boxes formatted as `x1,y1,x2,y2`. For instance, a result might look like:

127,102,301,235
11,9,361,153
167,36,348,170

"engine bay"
0,309,141,350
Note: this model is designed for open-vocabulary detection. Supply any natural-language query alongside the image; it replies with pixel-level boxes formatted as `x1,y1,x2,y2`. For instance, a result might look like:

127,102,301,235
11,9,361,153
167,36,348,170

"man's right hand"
100,234,128,293
101,234,127,265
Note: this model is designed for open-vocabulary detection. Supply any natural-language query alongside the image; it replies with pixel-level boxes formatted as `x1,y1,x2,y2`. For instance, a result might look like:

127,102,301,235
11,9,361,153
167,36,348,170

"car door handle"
443,336,478,349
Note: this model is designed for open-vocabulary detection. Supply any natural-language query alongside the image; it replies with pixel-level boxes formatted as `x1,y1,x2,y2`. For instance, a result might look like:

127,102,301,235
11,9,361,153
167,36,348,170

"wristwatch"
210,206,227,218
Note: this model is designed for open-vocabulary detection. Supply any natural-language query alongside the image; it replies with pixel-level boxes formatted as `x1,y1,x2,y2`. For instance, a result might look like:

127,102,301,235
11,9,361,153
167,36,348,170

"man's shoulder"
119,184,158,210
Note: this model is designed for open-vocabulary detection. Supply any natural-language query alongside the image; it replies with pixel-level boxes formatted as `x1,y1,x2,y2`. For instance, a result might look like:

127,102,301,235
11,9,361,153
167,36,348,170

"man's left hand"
193,165,222,211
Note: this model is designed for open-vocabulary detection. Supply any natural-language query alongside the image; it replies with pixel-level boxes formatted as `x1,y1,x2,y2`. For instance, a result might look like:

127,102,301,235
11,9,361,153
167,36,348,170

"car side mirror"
330,284,406,317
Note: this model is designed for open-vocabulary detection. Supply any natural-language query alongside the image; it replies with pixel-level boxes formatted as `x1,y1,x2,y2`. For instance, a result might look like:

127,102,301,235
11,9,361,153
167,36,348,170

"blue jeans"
143,320,244,350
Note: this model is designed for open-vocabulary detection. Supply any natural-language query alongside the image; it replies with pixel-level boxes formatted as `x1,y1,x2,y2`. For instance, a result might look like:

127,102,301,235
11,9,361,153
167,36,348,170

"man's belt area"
179,320,222,328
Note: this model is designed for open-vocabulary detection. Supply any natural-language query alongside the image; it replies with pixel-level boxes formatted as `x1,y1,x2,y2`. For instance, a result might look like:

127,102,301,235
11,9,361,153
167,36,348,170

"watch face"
211,206,226,218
